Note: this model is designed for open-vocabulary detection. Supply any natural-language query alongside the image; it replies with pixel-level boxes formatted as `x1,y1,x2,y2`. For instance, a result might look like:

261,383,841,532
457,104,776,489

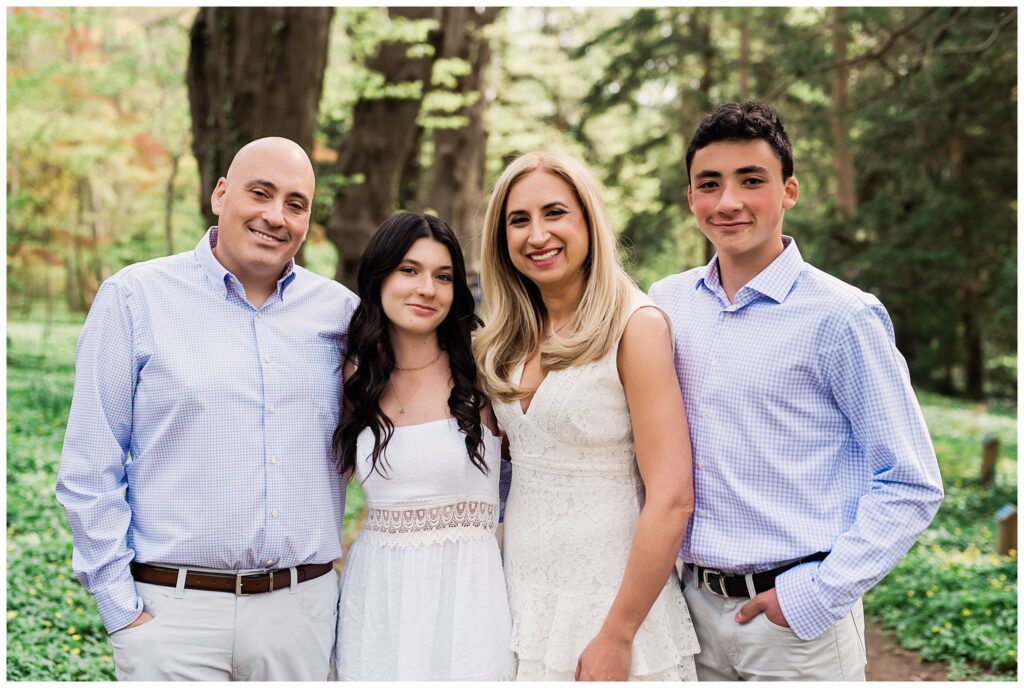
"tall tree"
324,7,445,288
187,7,334,227
830,7,857,216
418,7,501,277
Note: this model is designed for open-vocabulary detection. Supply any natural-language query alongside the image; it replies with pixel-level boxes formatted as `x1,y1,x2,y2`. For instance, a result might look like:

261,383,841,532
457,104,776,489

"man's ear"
210,178,228,216
687,185,695,213
782,176,799,210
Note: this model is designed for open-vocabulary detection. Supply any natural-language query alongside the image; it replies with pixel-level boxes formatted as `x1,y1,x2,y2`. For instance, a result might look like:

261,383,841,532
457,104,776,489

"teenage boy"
649,101,943,680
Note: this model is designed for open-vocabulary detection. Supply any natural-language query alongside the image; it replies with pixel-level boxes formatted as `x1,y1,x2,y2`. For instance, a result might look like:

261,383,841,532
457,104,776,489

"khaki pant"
682,565,866,681
109,569,339,681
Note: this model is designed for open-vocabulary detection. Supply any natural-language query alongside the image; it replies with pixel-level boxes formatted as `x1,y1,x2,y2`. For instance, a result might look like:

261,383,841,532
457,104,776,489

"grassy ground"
863,392,1018,680
5,317,1018,680
5,317,365,680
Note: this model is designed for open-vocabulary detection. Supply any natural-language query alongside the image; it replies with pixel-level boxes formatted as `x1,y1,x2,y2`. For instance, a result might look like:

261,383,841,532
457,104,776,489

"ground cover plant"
863,393,1018,680
5,318,365,680
5,319,1018,680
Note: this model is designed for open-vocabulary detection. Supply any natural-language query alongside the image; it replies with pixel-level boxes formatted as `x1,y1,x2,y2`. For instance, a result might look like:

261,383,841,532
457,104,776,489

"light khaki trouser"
681,565,866,681
109,568,339,681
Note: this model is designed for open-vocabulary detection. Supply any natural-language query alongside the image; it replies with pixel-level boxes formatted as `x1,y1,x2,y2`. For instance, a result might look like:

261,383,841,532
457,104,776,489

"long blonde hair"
475,151,637,402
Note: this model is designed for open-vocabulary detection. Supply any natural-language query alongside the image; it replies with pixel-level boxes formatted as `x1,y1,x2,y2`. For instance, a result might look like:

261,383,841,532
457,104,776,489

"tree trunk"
325,7,446,289
738,15,751,96
830,7,857,215
420,7,500,278
187,7,334,237
694,13,716,264
88,179,104,300
68,178,89,313
165,152,180,255
962,280,984,399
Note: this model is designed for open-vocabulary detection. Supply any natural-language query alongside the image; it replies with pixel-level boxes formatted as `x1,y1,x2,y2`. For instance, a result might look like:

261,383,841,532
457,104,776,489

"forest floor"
866,618,949,680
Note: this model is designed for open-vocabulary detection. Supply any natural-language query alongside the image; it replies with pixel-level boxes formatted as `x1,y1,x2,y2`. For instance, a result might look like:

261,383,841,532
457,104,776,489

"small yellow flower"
944,622,952,629
931,626,941,634
102,655,111,662
62,644,69,652
6,611,16,620
1000,574,1007,581
42,620,52,628
906,590,915,597
961,608,971,617
1009,650,1017,657
67,627,76,634
71,648,81,656
71,634,81,641
926,590,934,598
1009,549,1017,558
55,611,62,619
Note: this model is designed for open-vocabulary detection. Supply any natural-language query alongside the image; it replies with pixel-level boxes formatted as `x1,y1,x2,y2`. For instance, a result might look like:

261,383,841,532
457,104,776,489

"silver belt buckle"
235,570,273,595
702,568,728,598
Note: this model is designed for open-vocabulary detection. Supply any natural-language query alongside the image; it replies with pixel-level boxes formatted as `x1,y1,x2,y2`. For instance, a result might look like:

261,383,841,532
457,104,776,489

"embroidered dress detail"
360,500,498,546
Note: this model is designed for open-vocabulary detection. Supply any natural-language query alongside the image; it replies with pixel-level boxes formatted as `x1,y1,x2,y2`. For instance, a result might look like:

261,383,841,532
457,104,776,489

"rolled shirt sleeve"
56,280,144,633
775,303,944,640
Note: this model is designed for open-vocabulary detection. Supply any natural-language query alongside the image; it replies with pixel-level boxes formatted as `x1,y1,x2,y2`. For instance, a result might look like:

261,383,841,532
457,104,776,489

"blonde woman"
476,151,700,681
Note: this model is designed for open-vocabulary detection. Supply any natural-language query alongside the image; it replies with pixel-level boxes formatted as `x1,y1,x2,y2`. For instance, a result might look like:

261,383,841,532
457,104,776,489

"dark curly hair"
332,212,487,479
685,101,794,183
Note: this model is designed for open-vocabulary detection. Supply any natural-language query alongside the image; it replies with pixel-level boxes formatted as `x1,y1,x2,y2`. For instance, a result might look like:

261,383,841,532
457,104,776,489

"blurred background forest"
6,5,1019,681
7,5,1017,398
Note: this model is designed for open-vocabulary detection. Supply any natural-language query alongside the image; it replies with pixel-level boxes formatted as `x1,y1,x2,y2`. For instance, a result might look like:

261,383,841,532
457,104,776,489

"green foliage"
496,6,1016,399
7,7,202,316
5,319,367,680
863,393,1018,679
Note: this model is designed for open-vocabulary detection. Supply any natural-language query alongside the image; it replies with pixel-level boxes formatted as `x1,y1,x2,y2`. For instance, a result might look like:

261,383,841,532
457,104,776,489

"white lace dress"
335,418,516,681
493,291,700,681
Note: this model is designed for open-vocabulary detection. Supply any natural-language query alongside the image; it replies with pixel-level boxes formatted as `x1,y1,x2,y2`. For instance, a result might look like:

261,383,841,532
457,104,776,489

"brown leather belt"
130,561,334,595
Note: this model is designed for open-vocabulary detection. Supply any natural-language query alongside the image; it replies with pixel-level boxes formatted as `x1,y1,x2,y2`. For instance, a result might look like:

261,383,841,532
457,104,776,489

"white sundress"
335,417,516,681
493,290,700,680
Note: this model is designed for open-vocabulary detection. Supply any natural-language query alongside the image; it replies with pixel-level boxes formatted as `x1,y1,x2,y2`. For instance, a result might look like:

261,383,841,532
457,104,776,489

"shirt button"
271,510,279,518
263,355,271,364
726,313,734,319
266,559,274,566
267,404,275,413
270,456,278,465
702,409,710,417
699,460,705,468
256,311,263,319
709,359,717,367
698,510,706,518
698,560,705,567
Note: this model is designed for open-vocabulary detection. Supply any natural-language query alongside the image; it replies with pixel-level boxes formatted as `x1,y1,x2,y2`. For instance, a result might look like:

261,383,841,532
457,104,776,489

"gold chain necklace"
394,349,442,372
391,355,441,414
544,319,571,340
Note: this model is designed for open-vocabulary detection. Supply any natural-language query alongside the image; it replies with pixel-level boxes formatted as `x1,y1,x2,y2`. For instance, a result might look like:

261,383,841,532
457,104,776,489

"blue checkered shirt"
56,228,358,633
649,236,943,640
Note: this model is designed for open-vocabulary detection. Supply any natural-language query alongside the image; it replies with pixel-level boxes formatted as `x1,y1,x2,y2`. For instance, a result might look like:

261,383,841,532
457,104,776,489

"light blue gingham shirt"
649,236,943,640
56,228,358,633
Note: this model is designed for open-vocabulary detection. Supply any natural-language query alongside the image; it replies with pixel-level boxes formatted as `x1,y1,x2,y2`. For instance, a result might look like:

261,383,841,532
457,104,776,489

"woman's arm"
575,306,694,681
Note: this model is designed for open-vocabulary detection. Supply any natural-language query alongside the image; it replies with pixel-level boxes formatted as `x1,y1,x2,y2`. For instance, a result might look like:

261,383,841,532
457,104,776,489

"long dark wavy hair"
332,212,487,480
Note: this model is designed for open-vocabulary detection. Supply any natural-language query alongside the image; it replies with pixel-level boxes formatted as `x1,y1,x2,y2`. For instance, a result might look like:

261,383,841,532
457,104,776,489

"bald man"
57,138,358,680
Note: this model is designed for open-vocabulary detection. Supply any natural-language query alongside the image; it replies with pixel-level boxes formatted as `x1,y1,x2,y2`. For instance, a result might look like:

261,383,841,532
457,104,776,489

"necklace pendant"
398,406,406,414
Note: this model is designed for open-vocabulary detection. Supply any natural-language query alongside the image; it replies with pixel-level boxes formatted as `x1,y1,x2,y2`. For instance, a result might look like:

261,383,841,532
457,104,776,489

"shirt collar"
195,226,298,301
695,235,804,305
